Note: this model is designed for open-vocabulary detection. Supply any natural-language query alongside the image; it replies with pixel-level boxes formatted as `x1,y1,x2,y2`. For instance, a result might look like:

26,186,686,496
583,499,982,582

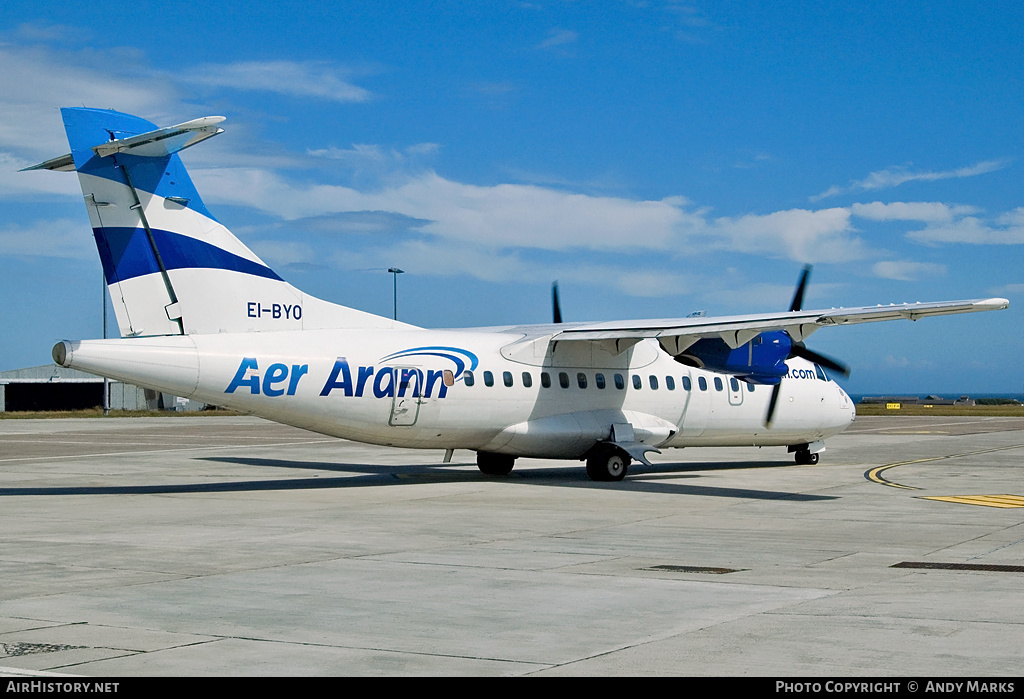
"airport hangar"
0,365,202,413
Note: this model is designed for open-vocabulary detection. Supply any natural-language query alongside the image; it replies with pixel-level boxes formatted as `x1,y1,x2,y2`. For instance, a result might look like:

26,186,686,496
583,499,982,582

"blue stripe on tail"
95,227,282,284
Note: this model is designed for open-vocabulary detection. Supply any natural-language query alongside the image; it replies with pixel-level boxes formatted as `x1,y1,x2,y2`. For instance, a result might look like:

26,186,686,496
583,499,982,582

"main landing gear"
476,451,515,476
793,448,819,465
585,444,631,482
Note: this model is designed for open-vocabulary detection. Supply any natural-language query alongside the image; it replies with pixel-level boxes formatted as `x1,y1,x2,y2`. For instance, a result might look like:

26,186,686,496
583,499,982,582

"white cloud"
709,207,865,262
306,142,441,173
191,61,373,103
906,215,1024,245
846,202,1024,247
884,355,912,368
812,160,1008,201
0,47,373,166
315,237,691,298
0,218,94,259
193,168,692,252
851,201,978,223
997,207,1024,227
0,152,81,198
5,40,1015,301
192,164,887,277
872,260,946,281
0,46,181,157
992,283,1024,296
536,29,578,50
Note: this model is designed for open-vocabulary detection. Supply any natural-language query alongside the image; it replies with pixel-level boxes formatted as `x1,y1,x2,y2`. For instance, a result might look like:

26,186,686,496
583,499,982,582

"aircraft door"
675,371,708,439
389,367,425,426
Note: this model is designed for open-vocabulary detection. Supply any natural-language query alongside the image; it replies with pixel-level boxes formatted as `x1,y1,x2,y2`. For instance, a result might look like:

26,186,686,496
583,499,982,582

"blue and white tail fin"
26,108,401,337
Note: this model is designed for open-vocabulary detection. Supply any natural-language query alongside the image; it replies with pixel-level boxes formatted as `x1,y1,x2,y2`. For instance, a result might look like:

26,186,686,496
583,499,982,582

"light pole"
388,268,404,320
102,272,110,415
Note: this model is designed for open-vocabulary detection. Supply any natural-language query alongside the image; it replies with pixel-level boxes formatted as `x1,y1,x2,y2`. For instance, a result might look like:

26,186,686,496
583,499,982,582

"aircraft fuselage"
55,327,855,460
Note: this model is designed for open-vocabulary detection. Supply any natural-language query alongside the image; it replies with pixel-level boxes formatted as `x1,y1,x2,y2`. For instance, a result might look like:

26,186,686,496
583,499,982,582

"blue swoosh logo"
377,346,479,380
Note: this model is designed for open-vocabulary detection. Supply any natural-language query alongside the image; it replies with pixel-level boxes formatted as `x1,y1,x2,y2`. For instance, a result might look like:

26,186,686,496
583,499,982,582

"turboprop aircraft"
27,108,1009,481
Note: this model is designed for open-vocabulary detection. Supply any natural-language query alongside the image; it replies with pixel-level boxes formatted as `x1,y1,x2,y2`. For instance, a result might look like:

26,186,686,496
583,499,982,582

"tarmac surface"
0,414,1022,676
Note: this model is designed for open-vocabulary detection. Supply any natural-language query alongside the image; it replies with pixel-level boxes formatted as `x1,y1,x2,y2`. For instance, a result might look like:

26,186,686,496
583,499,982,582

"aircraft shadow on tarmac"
0,457,836,501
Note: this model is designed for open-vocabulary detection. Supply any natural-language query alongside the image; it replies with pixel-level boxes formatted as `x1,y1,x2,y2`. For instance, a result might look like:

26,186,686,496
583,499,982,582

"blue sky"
1,1,1021,395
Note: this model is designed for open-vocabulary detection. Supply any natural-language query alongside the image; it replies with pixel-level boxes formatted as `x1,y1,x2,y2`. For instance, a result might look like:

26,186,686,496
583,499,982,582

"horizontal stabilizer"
20,153,76,172
92,116,225,158
21,116,225,172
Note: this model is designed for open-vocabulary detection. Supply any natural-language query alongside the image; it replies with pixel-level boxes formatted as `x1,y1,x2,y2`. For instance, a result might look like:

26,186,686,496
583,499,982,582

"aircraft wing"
551,298,1009,354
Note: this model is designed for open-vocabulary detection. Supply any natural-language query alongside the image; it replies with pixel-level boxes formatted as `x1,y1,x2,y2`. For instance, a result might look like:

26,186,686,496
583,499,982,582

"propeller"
765,266,850,427
789,340,850,378
552,281,563,324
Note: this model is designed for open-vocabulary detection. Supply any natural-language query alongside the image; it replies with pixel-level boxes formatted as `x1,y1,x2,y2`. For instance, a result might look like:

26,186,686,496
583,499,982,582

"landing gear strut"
586,445,631,482
476,451,515,476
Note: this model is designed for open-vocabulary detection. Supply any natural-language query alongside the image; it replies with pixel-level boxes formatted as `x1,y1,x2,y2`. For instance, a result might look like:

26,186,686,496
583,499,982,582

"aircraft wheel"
794,449,819,465
477,451,515,476
586,447,630,482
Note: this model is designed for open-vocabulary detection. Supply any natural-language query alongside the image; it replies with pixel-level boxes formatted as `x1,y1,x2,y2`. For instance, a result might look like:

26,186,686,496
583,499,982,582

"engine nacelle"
674,331,790,384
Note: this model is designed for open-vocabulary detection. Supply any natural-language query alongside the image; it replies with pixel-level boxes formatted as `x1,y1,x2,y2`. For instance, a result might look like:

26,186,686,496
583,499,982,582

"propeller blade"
552,281,563,324
791,344,851,378
765,383,782,426
789,264,812,312
784,264,852,378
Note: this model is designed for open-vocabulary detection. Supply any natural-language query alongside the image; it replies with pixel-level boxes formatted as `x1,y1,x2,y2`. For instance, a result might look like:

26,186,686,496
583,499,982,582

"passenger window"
649,375,658,390
698,377,708,391
632,375,642,390
577,373,588,389
503,371,513,387
614,374,625,390
559,372,570,389
714,377,723,391
682,376,691,390
464,370,475,387
665,376,675,390
522,372,533,388
730,378,739,392
484,371,494,387
746,381,754,392
541,372,551,388
595,373,606,389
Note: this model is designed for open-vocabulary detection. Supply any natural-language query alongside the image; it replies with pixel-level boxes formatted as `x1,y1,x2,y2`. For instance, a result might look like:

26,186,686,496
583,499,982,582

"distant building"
0,365,203,412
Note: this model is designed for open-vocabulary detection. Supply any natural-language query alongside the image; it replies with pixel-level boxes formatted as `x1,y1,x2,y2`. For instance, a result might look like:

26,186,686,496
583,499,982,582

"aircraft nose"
837,384,856,422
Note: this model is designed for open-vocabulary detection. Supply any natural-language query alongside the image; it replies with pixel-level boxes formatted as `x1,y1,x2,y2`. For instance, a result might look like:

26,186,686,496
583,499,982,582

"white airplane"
27,108,1009,481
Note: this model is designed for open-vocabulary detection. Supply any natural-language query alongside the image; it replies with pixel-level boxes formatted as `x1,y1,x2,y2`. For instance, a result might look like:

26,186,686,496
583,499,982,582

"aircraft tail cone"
52,340,71,367
51,337,200,398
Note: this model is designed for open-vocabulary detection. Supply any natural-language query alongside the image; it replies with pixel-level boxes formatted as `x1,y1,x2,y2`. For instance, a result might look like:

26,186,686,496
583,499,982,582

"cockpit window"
815,364,829,381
